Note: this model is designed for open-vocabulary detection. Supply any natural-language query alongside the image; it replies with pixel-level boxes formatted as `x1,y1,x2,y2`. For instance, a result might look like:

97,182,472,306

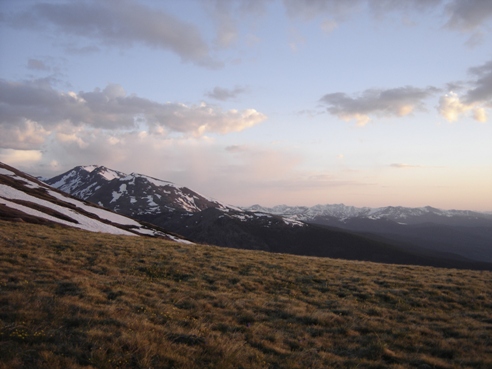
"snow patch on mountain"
47,190,141,227
46,166,241,217
0,184,136,235
81,165,98,173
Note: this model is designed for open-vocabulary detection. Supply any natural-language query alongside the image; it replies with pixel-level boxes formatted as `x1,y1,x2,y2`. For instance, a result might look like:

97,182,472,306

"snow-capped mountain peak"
45,165,238,217
47,165,127,199
0,162,192,242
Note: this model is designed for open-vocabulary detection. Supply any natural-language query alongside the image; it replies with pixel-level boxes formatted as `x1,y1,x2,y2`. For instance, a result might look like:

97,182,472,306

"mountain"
43,164,492,270
0,162,191,243
46,165,238,216
244,204,492,262
245,203,492,226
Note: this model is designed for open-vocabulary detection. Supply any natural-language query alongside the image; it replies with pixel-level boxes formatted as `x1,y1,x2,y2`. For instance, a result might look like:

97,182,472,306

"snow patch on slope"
47,190,141,227
0,184,135,235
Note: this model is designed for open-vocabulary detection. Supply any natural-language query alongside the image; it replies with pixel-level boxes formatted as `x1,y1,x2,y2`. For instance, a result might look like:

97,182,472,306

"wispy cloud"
283,0,492,32
5,0,221,68
225,145,248,153
390,163,422,169
390,163,444,169
205,86,248,101
282,0,362,21
27,58,50,71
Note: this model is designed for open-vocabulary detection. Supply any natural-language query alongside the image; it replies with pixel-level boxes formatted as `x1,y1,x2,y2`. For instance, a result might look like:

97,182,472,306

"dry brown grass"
1,220,491,368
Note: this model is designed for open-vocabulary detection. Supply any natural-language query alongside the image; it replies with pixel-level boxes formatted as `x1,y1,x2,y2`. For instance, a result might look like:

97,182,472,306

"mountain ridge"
42,164,492,270
244,203,492,225
0,162,191,243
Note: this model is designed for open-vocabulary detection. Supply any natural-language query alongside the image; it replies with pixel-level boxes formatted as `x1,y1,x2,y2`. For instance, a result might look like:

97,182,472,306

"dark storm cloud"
205,86,248,101
319,86,439,125
7,0,221,68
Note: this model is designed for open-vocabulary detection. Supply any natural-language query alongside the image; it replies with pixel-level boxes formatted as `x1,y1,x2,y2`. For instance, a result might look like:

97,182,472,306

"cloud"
7,0,221,68
0,119,50,150
288,27,306,52
4,129,307,207
368,0,442,15
320,19,338,33
0,149,42,165
436,60,492,122
205,86,248,101
444,0,492,47
206,0,273,47
282,0,492,30
282,0,492,46
27,58,50,71
320,86,439,126
465,60,492,104
282,0,362,21
225,145,248,153
0,79,267,150
390,163,422,168
437,59,492,122
438,92,487,122
206,0,239,48
444,0,492,32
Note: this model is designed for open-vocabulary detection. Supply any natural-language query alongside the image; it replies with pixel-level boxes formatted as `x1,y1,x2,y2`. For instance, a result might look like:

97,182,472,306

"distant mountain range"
244,203,492,227
244,204,492,263
40,164,492,270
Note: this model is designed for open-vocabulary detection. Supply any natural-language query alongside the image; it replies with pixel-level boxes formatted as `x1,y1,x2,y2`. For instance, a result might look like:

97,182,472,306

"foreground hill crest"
2,221,491,368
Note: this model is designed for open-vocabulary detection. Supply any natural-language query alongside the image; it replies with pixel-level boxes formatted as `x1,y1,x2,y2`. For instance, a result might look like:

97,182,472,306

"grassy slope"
1,221,491,369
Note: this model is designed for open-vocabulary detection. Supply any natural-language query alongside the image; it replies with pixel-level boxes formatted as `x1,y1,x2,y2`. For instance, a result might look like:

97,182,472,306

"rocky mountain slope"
46,165,236,215
0,162,191,243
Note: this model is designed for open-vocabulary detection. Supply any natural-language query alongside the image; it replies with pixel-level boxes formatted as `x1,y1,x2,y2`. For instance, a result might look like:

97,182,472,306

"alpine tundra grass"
0,221,491,368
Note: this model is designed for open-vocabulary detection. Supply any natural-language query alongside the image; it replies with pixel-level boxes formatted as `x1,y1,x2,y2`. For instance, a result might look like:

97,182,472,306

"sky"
0,0,491,211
